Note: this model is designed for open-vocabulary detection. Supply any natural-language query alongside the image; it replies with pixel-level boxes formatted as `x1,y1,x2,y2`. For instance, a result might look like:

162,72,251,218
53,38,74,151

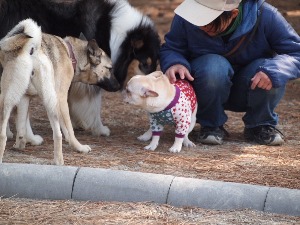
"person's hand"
251,71,272,90
165,64,194,83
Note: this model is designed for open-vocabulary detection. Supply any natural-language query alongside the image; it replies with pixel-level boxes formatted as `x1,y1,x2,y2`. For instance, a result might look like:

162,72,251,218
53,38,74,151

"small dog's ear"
152,71,164,78
87,39,102,65
142,87,159,97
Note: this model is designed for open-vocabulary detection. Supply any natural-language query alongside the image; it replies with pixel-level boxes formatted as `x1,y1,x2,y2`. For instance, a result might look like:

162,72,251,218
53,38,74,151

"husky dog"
0,19,118,165
0,0,161,136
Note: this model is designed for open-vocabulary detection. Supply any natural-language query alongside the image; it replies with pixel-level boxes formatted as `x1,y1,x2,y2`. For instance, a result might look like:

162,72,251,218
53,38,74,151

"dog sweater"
149,80,197,138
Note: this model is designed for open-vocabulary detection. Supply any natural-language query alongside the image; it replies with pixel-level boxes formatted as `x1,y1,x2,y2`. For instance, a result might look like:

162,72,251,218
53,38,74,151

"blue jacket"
160,0,300,88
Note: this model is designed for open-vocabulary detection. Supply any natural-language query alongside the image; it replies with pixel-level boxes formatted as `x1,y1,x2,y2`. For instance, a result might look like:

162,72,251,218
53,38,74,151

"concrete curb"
0,163,299,216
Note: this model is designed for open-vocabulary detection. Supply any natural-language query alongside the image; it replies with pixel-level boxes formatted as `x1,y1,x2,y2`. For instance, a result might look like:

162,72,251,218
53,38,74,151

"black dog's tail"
0,18,42,53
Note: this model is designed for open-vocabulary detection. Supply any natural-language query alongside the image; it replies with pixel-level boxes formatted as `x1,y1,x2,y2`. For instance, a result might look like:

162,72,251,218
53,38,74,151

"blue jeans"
190,54,285,128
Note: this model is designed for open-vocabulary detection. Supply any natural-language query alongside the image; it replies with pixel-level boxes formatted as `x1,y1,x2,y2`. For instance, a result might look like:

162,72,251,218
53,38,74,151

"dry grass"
3,81,300,189
1,198,299,225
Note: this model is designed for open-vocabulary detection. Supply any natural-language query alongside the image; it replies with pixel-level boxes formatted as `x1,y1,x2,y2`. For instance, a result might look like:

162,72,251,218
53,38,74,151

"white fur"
109,0,153,63
68,84,110,136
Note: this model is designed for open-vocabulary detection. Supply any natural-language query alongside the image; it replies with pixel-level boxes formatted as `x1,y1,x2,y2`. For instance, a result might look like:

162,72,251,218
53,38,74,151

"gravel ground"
1,0,300,224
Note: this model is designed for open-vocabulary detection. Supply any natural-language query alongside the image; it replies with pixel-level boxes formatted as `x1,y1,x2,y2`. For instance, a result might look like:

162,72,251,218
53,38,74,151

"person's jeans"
190,54,286,128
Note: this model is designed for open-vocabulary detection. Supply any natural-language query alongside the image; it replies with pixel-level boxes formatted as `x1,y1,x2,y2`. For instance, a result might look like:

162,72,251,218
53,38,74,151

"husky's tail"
0,19,42,107
0,18,42,54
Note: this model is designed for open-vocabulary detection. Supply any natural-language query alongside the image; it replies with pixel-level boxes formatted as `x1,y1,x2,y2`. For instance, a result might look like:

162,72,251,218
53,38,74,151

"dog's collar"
65,40,77,71
164,85,181,110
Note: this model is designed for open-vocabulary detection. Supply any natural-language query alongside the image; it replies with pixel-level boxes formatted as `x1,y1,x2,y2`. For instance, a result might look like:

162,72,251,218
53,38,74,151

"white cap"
174,0,242,26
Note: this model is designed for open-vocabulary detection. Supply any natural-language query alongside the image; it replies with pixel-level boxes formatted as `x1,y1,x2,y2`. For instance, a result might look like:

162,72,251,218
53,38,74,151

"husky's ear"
79,32,87,41
87,39,102,65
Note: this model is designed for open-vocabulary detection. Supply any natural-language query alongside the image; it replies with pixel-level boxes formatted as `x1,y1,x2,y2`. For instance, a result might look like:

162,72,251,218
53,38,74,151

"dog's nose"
97,76,120,92
110,79,121,91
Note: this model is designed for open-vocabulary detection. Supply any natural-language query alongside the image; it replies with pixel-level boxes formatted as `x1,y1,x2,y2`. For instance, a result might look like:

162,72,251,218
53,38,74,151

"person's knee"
264,86,286,101
191,54,233,90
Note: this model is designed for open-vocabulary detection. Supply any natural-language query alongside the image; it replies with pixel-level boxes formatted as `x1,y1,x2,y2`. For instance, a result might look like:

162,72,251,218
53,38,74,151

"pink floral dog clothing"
149,79,197,138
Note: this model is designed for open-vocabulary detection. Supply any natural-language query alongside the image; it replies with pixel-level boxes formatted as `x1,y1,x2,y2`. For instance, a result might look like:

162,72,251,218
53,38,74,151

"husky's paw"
53,157,64,166
13,138,26,149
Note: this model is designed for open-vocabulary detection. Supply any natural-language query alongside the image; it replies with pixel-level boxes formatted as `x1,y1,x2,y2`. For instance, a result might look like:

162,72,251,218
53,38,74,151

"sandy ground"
1,0,300,224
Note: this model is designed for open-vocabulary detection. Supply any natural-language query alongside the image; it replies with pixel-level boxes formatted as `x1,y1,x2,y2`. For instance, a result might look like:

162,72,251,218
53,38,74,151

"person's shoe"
197,126,228,145
244,125,285,145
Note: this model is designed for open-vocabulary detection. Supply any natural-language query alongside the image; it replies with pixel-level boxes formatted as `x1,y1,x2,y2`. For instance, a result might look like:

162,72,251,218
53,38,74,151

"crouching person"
160,0,300,145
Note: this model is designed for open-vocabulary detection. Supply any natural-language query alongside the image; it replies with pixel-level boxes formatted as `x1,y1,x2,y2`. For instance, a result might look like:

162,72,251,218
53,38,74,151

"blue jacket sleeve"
258,7,300,88
159,15,191,73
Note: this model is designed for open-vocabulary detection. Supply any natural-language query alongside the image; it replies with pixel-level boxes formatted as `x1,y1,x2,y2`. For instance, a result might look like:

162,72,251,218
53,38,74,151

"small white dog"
123,71,197,153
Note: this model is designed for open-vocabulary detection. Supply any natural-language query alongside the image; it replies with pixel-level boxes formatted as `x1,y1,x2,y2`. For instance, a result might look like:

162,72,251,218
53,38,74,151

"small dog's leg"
183,136,196,148
183,107,197,148
169,137,184,153
183,124,196,148
144,135,160,151
138,127,152,142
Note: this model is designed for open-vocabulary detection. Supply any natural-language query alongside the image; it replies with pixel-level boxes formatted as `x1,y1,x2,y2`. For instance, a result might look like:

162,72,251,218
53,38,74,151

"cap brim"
174,0,223,26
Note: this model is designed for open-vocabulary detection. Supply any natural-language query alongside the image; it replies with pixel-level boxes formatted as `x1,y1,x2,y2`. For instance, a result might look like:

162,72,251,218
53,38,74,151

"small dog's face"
123,71,173,113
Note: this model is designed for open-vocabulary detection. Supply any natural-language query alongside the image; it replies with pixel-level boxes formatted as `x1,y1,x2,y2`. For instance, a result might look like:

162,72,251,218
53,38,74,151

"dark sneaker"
244,125,285,145
197,126,228,145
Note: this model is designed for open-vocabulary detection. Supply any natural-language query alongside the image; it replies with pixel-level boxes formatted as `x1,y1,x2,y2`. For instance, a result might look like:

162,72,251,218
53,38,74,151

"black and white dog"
0,0,161,136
